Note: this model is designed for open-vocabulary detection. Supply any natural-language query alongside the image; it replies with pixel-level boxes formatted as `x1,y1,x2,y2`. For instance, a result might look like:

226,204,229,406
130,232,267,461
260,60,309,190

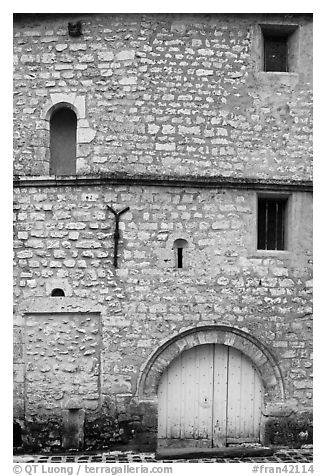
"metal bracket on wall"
107,205,130,268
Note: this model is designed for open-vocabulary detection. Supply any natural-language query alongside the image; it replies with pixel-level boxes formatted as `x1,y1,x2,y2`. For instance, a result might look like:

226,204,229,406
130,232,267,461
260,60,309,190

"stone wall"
13,12,313,451
24,312,101,414
13,183,313,449
13,13,312,180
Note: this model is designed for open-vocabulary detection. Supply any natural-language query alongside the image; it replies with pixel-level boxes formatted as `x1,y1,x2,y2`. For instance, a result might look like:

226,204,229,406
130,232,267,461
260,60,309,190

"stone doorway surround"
136,324,287,446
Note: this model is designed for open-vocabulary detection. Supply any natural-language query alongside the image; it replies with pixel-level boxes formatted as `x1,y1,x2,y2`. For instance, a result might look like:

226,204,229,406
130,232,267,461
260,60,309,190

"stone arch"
41,93,85,121
44,101,79,122
137,324,285,402
45,278,72,297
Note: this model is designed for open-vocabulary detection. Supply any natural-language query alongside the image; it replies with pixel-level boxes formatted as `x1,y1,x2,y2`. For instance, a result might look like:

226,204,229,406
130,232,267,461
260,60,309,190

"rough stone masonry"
13,13,312,452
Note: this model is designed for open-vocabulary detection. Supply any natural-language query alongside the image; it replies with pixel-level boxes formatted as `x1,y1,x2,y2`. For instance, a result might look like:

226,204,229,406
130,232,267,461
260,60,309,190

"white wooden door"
158,344,264,448
226,347,264,443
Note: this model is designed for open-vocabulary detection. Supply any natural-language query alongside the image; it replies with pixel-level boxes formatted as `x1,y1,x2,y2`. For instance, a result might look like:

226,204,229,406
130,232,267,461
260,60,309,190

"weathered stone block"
155,143,176,151
77,128,96,144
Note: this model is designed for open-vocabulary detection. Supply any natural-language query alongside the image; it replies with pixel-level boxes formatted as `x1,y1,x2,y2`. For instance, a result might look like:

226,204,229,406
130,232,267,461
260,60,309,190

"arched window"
50,107,77,175
173,239,188,269
51,288,65,297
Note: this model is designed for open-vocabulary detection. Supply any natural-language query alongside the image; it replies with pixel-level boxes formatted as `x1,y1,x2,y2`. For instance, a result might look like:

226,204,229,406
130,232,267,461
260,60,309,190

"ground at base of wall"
13,447,313,464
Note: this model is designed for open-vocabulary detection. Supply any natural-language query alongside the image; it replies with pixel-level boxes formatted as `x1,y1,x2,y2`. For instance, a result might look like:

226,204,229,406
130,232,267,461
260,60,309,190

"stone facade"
13,13,313,451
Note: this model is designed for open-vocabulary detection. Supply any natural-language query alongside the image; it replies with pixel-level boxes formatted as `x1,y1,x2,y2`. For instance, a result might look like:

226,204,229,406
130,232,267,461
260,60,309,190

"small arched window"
51,288,65,297
173,239,189,269
50,107,77,175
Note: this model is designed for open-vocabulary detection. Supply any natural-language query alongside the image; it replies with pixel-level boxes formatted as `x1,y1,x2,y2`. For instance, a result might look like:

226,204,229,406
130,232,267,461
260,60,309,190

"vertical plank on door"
182,345,197,439
226,347,263,442
197,345,214,441
167,355,181,439
253,367,264,439
212,344,228,447
193,346,200,439
226,347,242,439
239,351,255,439
180,348,186,440
157,370,168,439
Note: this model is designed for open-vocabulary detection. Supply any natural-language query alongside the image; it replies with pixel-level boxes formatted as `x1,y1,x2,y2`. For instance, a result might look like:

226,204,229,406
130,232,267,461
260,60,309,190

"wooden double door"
158,344,264,448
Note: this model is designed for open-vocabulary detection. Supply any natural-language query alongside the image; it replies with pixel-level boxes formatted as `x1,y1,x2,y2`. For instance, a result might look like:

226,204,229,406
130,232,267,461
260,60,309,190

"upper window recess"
257,197,288,251
50,107,77,175
261,24,298,72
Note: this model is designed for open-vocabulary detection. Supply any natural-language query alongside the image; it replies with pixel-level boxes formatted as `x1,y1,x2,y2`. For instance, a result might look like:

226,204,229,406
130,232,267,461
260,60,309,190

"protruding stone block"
62,407,85,450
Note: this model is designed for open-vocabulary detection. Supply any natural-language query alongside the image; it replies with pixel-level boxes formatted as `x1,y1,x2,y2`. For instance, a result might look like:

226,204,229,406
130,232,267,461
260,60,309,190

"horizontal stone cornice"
13,174,313,192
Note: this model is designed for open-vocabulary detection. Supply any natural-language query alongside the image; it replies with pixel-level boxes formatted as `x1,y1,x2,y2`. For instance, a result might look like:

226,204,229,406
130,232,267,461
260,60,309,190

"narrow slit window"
173,239,188,269
177,247,183,269
50,107,77,175
257,198,287,250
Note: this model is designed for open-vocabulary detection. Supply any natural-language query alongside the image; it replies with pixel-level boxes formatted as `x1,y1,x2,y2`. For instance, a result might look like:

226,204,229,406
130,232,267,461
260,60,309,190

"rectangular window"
260,24,298,72
257,198,287,250
264,35,288,72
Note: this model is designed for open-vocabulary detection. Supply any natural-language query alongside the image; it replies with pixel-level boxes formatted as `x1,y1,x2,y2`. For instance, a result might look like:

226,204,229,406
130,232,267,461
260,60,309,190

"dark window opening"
257,198,287,250
50,107,77,175
177,248,183,269
261,24,298,72
13,422,22,447
51,288,65,297
173,239,188,269
264,35,288,72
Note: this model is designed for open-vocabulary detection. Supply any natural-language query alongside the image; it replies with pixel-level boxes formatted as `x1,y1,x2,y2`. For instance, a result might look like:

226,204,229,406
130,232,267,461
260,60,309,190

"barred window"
257,198,287,250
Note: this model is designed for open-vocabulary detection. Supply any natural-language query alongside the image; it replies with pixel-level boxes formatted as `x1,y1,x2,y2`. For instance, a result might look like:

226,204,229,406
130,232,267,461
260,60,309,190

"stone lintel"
19,297,103,315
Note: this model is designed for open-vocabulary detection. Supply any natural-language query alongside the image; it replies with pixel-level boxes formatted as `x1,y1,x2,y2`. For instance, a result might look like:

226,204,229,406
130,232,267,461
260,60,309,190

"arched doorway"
137,325,285,448
158,343,264,448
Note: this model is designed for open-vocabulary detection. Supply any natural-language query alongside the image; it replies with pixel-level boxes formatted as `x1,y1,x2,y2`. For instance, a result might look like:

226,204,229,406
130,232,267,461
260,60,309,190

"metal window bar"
275,201,278,250
278,204,285,250
265,201,268,250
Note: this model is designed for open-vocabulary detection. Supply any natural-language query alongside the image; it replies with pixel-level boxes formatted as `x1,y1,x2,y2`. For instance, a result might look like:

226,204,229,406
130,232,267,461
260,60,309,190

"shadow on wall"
13,421,22,448
265,413,313,448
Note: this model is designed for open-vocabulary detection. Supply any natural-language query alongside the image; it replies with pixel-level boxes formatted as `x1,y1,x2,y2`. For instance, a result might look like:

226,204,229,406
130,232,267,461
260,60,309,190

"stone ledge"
13,174,313,192
156,446,275,460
